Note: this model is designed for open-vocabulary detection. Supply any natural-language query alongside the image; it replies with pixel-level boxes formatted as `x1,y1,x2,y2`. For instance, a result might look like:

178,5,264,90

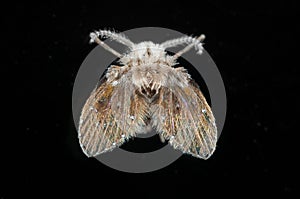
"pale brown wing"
78,66,149,157
151,68,217,159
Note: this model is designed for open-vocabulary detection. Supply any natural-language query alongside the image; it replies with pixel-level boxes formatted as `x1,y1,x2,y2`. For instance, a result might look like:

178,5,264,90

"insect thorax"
113,42,177,99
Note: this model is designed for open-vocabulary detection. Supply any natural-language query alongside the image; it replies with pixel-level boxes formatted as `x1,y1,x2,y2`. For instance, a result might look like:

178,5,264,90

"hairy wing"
78,66,149,157
151,67,217,159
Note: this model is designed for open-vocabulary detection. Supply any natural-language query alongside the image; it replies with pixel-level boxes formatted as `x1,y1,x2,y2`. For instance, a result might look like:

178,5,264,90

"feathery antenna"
160,35,206,58
89,30,135,58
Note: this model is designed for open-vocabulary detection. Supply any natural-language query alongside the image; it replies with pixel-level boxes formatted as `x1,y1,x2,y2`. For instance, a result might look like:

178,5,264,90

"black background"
3,0,298,197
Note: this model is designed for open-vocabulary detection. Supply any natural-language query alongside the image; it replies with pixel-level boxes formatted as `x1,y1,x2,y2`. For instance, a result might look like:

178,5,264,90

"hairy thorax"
131,64,170,98
114,42,181,99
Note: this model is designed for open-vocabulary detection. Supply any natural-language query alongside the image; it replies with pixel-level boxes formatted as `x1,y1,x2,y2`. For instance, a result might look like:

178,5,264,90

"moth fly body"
78,29,218,159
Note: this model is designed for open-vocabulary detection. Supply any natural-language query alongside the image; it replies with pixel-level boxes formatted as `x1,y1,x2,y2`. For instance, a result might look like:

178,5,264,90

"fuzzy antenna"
89,30,135,58
160,34,206,59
